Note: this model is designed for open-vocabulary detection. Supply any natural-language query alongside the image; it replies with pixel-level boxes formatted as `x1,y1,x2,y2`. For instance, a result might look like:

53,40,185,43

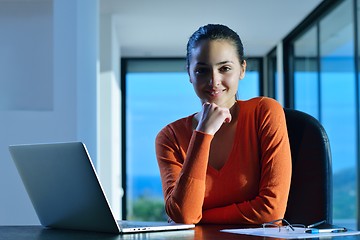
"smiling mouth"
207,89,225,97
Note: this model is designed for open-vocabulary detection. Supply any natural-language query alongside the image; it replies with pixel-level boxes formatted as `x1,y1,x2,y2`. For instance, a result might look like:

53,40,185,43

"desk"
1,225,359,240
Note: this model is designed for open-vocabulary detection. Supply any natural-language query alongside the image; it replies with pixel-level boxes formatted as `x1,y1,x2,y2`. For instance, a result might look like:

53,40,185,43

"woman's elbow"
171,216,202,225
164,197,203,224
166,207,202,224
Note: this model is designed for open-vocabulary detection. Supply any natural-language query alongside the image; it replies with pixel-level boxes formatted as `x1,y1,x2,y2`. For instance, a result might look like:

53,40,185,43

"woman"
155,24,291,225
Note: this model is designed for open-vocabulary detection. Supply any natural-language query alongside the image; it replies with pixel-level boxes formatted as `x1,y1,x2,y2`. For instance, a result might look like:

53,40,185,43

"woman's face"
188,39,246,109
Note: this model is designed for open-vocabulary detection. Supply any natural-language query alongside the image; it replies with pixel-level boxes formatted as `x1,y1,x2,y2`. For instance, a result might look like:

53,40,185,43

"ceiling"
100,0,324,58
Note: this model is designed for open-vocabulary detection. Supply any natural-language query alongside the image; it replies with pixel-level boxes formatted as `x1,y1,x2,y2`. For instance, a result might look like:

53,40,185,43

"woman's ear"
187,66,192,83
239,60,247,80
187,67,193,83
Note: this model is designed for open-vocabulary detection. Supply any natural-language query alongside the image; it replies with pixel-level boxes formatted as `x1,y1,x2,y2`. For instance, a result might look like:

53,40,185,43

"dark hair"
186,24,245,68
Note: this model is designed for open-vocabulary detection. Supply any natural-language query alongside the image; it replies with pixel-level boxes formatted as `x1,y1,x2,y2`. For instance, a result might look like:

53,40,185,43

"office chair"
283,108,333,226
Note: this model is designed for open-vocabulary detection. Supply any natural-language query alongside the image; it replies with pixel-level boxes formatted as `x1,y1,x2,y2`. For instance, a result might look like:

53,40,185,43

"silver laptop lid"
9,142,120,233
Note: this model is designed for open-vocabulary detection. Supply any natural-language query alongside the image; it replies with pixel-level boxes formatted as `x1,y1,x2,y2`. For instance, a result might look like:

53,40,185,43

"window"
294,25,319,118
288,0,357,229
267,48,277,98
320,1,357,227
123,58,261,220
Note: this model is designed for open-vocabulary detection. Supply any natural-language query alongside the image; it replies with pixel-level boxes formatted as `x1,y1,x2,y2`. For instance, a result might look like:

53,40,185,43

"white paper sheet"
221,227,360,239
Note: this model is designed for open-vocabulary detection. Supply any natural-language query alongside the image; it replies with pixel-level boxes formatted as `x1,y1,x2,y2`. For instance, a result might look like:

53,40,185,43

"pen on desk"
307,220,326,228
305,228,347,234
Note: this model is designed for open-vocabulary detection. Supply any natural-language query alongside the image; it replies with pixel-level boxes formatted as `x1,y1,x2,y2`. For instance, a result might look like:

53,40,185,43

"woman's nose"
209,71,221,86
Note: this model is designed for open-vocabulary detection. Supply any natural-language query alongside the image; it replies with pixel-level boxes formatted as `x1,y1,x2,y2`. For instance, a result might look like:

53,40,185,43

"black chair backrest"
283,108,333,225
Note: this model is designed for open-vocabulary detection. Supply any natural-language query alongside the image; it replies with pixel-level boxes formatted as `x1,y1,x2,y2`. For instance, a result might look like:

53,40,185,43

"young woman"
155,24,291,225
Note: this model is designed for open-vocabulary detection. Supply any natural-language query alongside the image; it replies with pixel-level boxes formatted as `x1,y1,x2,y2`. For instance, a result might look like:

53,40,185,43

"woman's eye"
195,68,208,75
220,66,231,73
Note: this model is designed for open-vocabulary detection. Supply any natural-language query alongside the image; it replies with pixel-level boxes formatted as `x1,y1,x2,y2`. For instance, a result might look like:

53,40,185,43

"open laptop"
8,142,195,234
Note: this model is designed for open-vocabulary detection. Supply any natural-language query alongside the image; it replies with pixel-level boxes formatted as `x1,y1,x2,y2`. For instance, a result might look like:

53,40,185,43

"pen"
305,228,347,234
307,220,326,228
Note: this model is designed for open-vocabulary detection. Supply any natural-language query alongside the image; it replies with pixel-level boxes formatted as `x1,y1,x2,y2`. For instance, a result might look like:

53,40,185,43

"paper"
221,227,360,239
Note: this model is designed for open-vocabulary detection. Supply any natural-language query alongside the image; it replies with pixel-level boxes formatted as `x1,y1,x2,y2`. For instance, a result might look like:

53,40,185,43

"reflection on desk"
1,225,360,240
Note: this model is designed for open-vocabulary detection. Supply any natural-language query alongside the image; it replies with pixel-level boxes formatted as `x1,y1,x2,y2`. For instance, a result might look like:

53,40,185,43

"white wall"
0,0,99,225
98,14,122,219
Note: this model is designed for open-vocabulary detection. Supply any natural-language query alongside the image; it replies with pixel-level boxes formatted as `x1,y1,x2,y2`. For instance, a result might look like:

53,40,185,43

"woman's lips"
206,89,225,97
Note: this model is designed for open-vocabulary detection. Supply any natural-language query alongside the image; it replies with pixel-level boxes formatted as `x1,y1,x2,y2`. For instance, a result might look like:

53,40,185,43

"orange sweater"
155,97,291,225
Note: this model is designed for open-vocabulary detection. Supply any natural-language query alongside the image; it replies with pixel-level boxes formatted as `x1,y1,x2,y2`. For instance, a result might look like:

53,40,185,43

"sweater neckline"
187,101,242,175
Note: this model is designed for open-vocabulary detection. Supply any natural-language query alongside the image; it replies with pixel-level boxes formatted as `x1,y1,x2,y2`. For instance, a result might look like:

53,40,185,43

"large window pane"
291,0,357,229
294,26,319,118
320,0,356,228
126,70,197,220
125,59,260,220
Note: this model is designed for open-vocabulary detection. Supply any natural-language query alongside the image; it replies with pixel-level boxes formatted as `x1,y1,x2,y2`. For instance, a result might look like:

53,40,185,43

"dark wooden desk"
1,225,359,240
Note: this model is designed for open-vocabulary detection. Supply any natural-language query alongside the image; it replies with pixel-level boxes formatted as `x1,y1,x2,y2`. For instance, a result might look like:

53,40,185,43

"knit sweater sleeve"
155,125,213,224
200,98,292,224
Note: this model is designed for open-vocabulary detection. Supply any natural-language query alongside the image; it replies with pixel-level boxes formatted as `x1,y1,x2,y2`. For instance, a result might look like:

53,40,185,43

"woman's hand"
195,102,232,135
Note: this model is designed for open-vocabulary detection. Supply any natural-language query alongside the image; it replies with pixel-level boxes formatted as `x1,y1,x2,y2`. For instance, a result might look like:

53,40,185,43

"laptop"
8,142,195,234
